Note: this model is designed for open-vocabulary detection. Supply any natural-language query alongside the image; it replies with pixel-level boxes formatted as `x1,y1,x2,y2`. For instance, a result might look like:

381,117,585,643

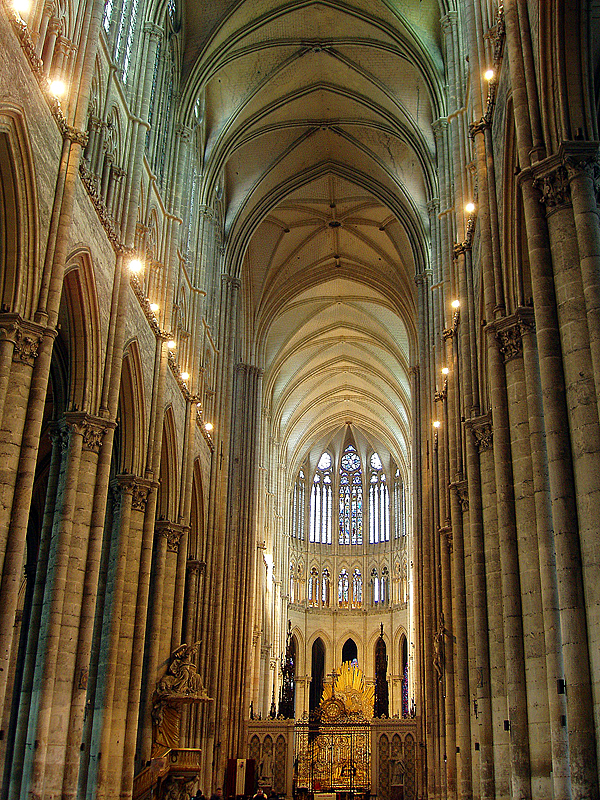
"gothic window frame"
351,568,362,608
369,451,389,544
309,451,332,544
308,566,319,607
339,444,363,545
338,568,349,608
291,468,306,541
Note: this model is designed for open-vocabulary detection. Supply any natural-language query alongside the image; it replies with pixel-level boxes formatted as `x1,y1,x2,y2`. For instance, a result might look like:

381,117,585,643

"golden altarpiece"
247,663,419,800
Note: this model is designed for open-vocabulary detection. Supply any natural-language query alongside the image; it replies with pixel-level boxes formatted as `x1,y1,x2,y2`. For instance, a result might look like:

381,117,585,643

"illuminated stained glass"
339,446,362,545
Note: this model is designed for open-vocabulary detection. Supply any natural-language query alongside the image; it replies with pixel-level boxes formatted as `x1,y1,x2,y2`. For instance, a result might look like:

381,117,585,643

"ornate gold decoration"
319,662,374,721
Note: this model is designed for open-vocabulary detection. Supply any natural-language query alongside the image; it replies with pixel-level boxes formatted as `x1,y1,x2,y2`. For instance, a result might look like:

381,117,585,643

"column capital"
155,520,188,553
64,412,116,452
466,412,493,453
491,308,535,363
221,274,241,290
450,479,469,512
0,314,46,366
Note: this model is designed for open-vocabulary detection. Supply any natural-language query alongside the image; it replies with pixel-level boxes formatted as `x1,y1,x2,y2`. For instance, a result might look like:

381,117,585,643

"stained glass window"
322,568,330,607
369,452,389,543
339,445,362,544
309,453,332,543
371,568,379,605
351,569,362,607
338,569,349,607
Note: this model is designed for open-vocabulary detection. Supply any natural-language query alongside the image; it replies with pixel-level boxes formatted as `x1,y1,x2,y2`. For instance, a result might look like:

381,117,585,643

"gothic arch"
62,252,102,414
157,406,179,521
119,340,147,476
0,109,39,318
188,458,205,560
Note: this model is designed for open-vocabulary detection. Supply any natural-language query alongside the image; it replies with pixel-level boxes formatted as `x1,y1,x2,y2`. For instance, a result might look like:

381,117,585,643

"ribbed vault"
182,0,444,474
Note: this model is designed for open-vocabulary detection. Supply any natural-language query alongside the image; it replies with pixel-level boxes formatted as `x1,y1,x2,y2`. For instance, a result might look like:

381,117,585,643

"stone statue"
157,642,210,698
152,643,212,755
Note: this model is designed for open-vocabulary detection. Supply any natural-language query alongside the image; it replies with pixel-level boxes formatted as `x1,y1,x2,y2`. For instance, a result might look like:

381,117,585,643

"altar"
247,664,420,800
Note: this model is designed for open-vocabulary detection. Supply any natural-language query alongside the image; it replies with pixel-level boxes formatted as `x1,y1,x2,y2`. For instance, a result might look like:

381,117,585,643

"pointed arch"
61,251,102,414
119,339,147,475
0,109,39,318
189,458,205,560
157,405,179,520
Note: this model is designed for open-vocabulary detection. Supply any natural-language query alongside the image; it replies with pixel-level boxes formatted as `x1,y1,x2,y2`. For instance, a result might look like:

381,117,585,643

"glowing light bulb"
465,202,476,214
150,303,159,312
49,80,65,97
451,299,460,309
13,0,30,14
441,367,449,375
204,422,213,432
180,371,189,381
128,258,143,272
484,69,495,82
433,420,441,429
167,339,176,350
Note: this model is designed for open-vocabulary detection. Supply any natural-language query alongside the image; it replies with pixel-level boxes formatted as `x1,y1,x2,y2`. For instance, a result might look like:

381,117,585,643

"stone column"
494,312,551,800
21,415,86,798
463,417,495,800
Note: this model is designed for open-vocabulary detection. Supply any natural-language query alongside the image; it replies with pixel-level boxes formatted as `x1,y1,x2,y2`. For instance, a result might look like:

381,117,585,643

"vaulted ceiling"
182,0,446,475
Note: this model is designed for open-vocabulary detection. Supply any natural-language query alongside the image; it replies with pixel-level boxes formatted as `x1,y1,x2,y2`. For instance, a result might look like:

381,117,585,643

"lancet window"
369,452,389,543
308,567,319,607
339,445,363,545
338,569,349,608
321,568,330,607
351,568,362,608
309,452,332,544
291,469,306,540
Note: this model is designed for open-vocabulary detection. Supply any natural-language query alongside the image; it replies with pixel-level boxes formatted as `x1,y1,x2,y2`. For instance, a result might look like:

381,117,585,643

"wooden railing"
133,748,202,799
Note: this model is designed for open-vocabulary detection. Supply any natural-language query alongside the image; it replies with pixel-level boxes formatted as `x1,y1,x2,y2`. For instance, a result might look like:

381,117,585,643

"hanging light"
204,422,213,432
433,420,441,429
484,69,495,82
180,371,189,381
465,202,476,214
150,302,159,313
451,299,460,309
167,339,176,350
441,367,449,375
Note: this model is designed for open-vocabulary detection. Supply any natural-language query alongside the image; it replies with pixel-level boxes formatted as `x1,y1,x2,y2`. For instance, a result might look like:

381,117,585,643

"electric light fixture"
204,422,213,431
180,372,189,381
150,302,159,312
128,258,143,272
433,420,441,429
484,69,495,81
441,367,449,375
465,202,475,214
167,339,176,349
451,299,460,309
49,80,66,97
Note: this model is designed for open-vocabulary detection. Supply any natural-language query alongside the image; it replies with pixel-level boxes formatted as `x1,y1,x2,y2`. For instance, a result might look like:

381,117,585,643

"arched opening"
342,637,358,666
309,638,325,713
